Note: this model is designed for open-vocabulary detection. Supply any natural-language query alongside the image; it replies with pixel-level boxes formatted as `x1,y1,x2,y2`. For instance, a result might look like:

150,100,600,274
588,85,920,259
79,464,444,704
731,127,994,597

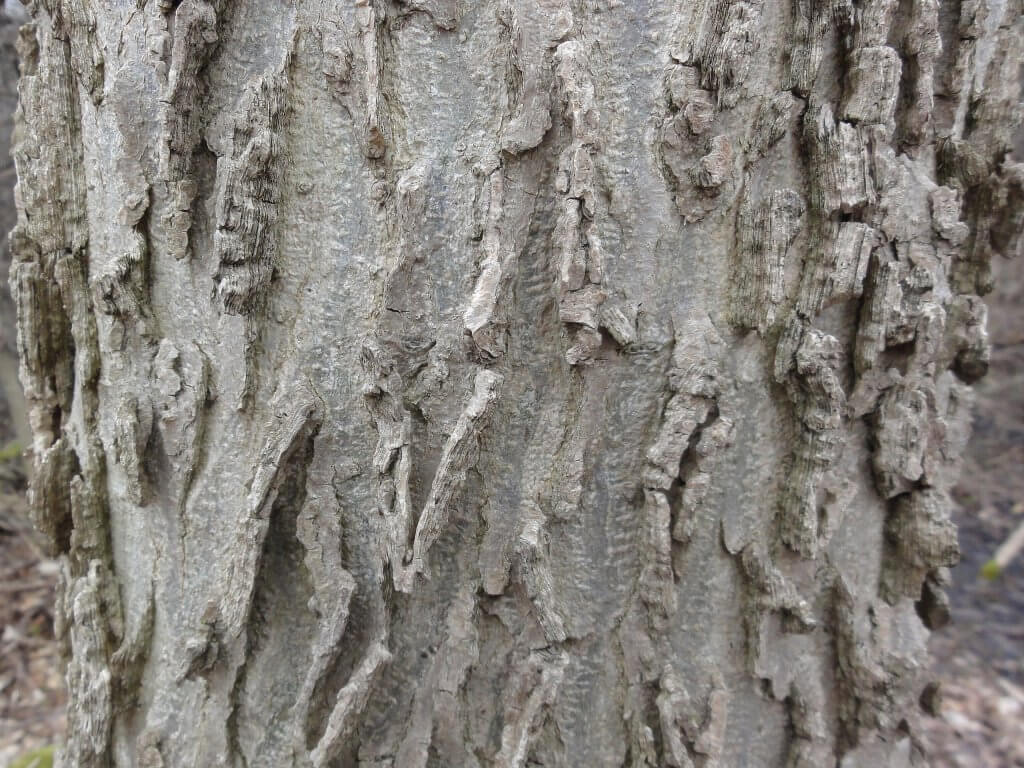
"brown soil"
0,493,65,767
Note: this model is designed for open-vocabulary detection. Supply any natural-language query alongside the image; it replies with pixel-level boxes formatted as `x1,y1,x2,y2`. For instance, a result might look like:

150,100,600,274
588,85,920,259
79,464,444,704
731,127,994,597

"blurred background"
0,2,1019,766
0,3,66,768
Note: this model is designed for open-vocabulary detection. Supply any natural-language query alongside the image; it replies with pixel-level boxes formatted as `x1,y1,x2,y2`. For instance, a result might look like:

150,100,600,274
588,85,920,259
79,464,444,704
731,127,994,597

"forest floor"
0,257,1022,766
0,489,64,768
920,253,1024,768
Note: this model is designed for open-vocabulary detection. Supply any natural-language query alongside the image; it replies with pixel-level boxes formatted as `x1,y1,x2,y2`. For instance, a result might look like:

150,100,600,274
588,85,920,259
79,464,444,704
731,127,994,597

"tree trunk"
10,0,1022,765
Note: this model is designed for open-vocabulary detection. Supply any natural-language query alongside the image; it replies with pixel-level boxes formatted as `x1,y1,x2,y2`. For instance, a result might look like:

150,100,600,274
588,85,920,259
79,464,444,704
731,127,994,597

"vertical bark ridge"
10,10,130,767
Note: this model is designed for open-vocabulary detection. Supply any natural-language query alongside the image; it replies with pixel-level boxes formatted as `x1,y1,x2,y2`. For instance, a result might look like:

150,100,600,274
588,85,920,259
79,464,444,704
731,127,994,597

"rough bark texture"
9,0,1022,766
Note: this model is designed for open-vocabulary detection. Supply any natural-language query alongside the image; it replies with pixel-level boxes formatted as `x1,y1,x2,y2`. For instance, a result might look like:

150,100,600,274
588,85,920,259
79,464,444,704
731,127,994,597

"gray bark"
9,0,1022,766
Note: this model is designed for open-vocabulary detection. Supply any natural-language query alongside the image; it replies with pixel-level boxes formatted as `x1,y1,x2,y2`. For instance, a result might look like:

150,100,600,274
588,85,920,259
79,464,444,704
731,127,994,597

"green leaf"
0,440,24,461
980,559,1002,581
8,745,54,768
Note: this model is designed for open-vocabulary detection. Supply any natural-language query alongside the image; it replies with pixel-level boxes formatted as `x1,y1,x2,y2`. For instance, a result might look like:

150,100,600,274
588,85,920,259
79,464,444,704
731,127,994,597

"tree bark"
10,0,1022,766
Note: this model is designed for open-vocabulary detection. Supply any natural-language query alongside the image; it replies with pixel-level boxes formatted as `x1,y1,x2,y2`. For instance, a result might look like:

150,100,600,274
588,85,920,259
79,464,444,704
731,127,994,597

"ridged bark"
10,0,1022,766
